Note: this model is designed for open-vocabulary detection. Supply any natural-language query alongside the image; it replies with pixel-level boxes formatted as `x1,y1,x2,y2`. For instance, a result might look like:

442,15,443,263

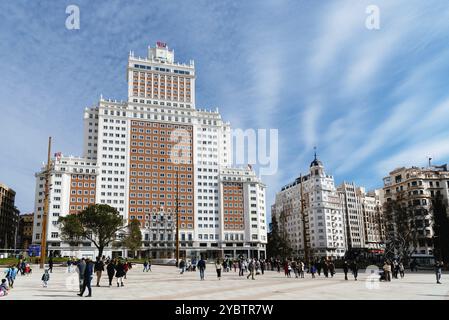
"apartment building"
272,155,346,259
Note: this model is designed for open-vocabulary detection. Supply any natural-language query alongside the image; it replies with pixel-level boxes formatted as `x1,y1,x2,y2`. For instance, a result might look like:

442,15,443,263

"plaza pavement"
1,264,448,300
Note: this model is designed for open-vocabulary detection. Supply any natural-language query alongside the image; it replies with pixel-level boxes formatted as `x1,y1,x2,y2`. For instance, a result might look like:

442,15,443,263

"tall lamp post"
40,137,52,269
175,168,180,267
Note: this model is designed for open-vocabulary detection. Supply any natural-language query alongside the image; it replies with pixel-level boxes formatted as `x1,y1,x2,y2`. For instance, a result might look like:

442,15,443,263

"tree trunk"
97,246,104,259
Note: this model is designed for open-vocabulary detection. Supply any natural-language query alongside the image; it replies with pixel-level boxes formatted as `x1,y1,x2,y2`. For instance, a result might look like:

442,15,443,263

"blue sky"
2,0,449,216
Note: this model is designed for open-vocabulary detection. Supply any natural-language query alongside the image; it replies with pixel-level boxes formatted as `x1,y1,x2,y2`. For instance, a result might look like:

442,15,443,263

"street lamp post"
175,168,180,267
40,137,52,269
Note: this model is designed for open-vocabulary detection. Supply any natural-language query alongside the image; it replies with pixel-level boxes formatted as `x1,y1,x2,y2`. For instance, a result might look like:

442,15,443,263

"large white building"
272,154,346,259
337,183,385,253
382,163,449,258
32,43,267,260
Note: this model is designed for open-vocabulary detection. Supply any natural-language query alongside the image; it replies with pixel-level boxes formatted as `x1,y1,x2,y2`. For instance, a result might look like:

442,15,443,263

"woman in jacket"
107,259,116,287
115,260,126,287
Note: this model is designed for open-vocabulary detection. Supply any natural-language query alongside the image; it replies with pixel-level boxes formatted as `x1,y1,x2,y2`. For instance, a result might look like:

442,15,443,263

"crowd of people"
0,255,446,297
67,256,134,297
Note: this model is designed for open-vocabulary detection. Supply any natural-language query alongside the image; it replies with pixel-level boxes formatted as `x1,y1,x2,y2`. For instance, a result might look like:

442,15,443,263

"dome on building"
310,149,323,167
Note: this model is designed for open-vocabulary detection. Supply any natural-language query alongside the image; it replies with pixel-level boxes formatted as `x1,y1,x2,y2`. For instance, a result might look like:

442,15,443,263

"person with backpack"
5,265,17,288
41,269,50,287
197,256,206,280
247,259,256,280
115,260,126,287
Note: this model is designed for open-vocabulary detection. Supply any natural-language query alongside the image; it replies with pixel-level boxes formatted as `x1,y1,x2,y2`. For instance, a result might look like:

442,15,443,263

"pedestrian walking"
197,256,206,280
284,261,289,277
323,261,329,278
299,261,305,278
77,258,86,292
350,260,359,281
343,261,349,280
67,258,73,273
329,261,335,278
107,259,116,287
292,260,298,278
115,260,126,287
180,259,186,274
383,261,392,282
311,264,317,278
78,258,94,297
41,269,50,287
215,259,222,280
20,260,26,276
94,256,104,287
317,260,322,276
238,259,244,276
5,265,17,288
48,257,53,273
143,259,149,272
247,259,255,280
260,259,265,275
435,261,443,284
399,262,405,279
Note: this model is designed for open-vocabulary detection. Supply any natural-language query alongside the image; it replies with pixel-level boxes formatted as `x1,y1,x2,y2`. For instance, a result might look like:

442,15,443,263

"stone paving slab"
1,264,448,300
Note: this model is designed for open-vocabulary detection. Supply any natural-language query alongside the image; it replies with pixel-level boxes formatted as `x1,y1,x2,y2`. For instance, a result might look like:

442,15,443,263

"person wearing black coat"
106,259,116,287
115,260,126,287
94,257,105,287
78,258,94,297
343,261,349,280
197,257,206,280
350,261,359,281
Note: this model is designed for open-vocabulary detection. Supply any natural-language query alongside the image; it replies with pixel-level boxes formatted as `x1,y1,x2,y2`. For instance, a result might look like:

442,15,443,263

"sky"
2,0,449,218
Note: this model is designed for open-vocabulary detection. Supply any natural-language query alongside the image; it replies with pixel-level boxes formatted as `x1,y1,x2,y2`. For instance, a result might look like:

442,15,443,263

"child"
0,279,9,296
41,269,50,287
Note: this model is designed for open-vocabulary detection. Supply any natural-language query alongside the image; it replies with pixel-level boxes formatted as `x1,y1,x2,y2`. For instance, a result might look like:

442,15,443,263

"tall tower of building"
32,43,266,260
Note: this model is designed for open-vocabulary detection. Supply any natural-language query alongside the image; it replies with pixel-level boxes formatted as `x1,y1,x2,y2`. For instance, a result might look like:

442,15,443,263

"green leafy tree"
58,204,124,257
267,216,292,259
122,219,143,258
